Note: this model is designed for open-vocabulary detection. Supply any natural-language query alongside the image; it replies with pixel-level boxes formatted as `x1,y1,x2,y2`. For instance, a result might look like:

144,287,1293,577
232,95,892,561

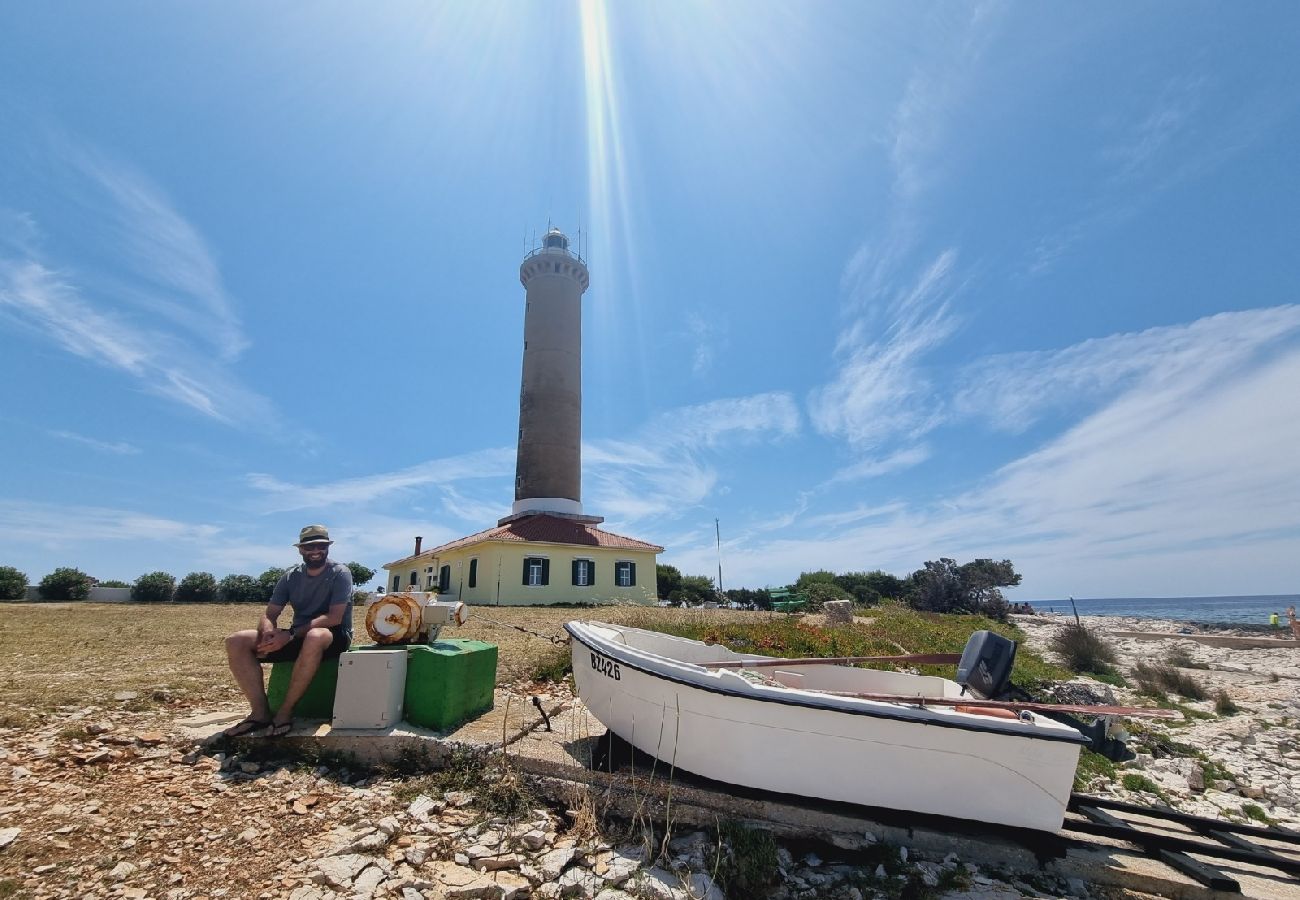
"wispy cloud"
953,306,1300,432
1026,74,1278,277
585,391,800,522
825,446,931,484
48,429,141,455
246,447,516,513
0,499,219,547
682,311,726,378
67,145,248,361
809,249,960,449
679,307,1300,597
0,134,275,427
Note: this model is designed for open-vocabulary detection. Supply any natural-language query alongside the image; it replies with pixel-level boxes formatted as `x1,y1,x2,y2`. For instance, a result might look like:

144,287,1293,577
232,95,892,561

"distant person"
1287,606,1300,641
223,525,353,737
1270,611,1280,628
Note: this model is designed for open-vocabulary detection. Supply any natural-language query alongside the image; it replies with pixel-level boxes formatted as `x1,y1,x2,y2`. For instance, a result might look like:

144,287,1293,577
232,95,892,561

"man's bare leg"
226,630,272,720
271,628,334,727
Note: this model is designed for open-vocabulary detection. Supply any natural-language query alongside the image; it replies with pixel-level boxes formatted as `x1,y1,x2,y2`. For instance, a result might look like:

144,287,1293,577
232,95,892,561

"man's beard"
302,549,328,568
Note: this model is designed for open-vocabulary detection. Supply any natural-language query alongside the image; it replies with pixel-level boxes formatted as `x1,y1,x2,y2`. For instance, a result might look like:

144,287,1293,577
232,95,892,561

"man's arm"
256,572,292,651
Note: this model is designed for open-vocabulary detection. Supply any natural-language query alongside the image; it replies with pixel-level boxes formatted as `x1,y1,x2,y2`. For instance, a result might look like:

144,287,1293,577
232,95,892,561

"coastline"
1012,613,1300,829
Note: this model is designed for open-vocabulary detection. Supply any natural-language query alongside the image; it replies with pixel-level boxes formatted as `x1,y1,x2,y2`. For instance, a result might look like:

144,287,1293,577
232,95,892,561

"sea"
1024,594,1300,626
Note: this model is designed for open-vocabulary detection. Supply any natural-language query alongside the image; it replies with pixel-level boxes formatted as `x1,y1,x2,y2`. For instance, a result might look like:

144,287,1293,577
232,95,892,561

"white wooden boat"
566,621,1087,832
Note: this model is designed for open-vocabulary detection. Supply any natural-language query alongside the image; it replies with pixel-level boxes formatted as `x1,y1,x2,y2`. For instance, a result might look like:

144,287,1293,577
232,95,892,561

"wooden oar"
814,689,1181,719
703,652,962,669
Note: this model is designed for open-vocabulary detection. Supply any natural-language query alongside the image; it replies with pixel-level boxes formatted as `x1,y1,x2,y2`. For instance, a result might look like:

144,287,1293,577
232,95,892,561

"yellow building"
383,514,662,606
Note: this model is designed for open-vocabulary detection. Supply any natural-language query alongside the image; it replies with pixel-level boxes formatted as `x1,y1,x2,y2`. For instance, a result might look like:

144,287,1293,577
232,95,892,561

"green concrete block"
404,640,497,732
266,657,339,719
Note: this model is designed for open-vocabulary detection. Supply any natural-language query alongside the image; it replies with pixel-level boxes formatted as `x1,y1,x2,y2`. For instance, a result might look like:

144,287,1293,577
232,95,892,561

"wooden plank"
703,653,962,669
812,690,1181,719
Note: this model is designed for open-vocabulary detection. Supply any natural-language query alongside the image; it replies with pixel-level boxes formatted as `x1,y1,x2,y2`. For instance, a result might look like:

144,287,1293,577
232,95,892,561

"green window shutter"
588,561,595,585
629,562,636,586
468,559,477,588
522,558,530,585
439,565,450,592
571,560,580,585
541,558,550,585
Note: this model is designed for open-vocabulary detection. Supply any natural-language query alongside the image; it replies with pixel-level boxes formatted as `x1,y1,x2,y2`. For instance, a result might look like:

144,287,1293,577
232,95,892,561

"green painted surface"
266,657,339,719
404,640,497,731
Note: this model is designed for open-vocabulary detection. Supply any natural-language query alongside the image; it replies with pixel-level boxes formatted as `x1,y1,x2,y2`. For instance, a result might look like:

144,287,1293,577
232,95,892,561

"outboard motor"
956,630,1017,699
957,630,1135,761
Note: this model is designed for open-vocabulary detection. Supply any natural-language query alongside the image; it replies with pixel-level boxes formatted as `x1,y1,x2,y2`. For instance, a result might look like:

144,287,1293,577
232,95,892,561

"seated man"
224,525,353,736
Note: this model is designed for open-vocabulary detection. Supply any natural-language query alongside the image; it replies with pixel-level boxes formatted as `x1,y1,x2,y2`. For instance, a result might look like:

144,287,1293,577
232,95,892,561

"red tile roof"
385,514,663,567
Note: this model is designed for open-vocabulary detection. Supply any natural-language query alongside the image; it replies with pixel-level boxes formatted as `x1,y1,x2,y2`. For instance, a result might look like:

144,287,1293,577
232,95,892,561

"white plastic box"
331,649,407,729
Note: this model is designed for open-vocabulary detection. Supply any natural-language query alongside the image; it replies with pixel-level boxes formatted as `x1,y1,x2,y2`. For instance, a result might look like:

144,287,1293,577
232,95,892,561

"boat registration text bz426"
590,651,621,680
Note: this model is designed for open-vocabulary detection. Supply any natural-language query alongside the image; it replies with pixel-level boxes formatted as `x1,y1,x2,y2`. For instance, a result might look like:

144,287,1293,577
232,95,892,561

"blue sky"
3,3,1299,599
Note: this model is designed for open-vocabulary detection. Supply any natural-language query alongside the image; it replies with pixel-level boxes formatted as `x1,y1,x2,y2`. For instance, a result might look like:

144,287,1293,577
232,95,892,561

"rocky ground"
1,615,1298,899
1015,614,1300,829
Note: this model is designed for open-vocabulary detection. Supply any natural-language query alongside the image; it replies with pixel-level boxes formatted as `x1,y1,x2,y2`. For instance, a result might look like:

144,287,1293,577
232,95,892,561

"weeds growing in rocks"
395,745,537,818
1073,748,1119,791
1049,623,1119,676
710,821,779,896
1163,645,1209,669
1213,689,1240,715
1132,661,1207,700
1241,803,1273,824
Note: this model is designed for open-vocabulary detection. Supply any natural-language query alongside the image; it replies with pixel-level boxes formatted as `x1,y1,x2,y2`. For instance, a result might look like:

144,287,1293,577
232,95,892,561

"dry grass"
0,602,765,718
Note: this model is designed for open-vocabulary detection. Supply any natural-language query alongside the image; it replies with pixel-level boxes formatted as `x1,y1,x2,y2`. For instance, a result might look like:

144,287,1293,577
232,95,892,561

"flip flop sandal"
267,721,294,738
223,717,271,738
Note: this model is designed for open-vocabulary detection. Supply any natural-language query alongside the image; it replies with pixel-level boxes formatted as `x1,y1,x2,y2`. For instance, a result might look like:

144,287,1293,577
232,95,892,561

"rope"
469,611,570,646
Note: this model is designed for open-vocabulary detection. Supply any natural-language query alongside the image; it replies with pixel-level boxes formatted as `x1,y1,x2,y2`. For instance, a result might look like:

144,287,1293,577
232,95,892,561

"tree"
175,571,218,603
258,567,287,603
905,558,1021,619
956,559,1020,619
906,558,964,613
679,574,717,606
345,562,375,587
132,571,176,604
656,564,683,600
218,574,263,604
38,567,94,602
794,570,838,591
834,570,906,605
724,587,772,610
97,579,130,589
0,566,28,600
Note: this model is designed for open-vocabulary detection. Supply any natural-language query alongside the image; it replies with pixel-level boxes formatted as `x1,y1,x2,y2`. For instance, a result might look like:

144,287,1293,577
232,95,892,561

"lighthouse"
383,226,662,603
502,228,602,525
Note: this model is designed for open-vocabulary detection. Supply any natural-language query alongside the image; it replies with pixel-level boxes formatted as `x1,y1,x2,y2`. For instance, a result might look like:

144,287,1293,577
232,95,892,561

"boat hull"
568,622,1082,832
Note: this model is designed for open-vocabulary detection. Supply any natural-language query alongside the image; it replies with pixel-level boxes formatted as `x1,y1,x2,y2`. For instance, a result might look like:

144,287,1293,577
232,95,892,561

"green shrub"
175,572,218,603
97,579,130,589
1121,773,1165,798
802,581,852,611
132,571,176,603
38,567,94,602
0,566,27,600
1049,624,1118,675
258,567,287,603
1241,803,1271,824
219,574,263,604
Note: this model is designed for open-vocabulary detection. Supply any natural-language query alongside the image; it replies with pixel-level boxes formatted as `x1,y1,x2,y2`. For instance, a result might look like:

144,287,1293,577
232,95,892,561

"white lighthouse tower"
501,227,603,525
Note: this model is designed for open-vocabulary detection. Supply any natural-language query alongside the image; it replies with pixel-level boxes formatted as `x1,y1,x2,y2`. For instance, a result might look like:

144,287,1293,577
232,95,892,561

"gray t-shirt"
271,561,353,640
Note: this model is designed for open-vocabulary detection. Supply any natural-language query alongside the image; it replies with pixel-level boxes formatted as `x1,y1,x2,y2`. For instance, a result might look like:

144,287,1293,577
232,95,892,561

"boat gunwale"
566,620,1089,746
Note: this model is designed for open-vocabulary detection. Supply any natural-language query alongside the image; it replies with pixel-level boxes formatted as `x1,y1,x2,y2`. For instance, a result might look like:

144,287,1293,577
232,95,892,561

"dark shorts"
259,626,350,663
